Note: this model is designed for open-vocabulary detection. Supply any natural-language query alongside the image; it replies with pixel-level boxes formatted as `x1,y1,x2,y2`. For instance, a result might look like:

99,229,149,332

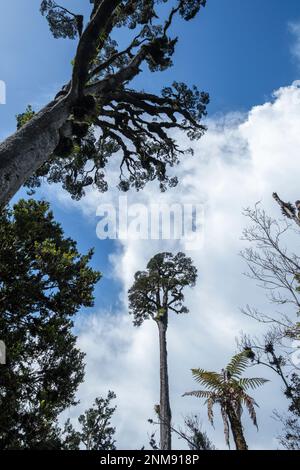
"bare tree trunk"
157,314,172,450
0,97,71,209
227,407,248,450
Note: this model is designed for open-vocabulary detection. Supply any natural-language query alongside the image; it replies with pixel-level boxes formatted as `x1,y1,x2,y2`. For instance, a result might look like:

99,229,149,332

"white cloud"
54,81,300,450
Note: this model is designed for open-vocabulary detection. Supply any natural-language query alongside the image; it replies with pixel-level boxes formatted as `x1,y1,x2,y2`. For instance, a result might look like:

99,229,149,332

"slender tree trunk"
227,407,248,450
156,313,172,450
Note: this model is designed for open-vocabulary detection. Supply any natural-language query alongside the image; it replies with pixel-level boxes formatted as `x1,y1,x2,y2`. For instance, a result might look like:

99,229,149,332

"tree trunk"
227,407,248,450
0,97,71,209
156,314,172,450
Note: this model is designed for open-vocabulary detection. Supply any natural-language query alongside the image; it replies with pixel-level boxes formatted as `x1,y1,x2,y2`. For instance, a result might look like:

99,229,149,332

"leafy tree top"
128,252,197,326
22,1,209,200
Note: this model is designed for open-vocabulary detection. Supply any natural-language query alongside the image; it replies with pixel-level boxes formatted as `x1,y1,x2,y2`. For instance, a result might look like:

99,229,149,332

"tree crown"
22,1,209,200
128,252,197,326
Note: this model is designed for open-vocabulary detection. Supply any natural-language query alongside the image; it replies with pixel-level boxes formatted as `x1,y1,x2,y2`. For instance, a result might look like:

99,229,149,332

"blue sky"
1,0,300,313
1,0,300,127
1,0,300,449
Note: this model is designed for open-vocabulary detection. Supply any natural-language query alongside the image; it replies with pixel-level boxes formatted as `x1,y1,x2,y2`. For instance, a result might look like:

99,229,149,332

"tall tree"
0,0,209,208
0,199,100,449
128,252,197,450
184,352,268,450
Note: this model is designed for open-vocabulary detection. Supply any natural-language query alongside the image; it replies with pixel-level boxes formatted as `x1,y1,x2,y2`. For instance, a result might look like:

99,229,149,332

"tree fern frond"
220,405,230,449
238,377,269,391
207,396,216,426
183,390,213,399
226,352,249,378
241,393,258,429
191,369,223,390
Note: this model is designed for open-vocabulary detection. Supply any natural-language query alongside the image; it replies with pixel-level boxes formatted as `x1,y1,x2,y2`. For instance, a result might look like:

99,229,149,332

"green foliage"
26,129,109,200
225,351,250,379
61,391,117,450
16,105,35,130
146,37,178,72
79,392,116,450
113,1,206,29
179,0,206,20
40,1,82,39
0,199,101,449
128,252,197,326
26,1,210,199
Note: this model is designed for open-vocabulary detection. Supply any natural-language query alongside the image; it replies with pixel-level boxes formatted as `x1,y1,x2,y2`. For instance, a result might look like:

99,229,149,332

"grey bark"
157,312,172,450
0,97,71,209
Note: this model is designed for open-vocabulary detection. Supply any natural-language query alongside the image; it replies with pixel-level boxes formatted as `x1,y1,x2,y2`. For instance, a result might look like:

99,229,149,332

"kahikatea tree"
60,391,117,450
0,1,209,208
128,252,197,450
0,199,100,449
184,352,268,450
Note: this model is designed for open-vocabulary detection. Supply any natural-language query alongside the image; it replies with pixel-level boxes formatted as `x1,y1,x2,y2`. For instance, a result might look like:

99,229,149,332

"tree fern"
184,352,268,450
